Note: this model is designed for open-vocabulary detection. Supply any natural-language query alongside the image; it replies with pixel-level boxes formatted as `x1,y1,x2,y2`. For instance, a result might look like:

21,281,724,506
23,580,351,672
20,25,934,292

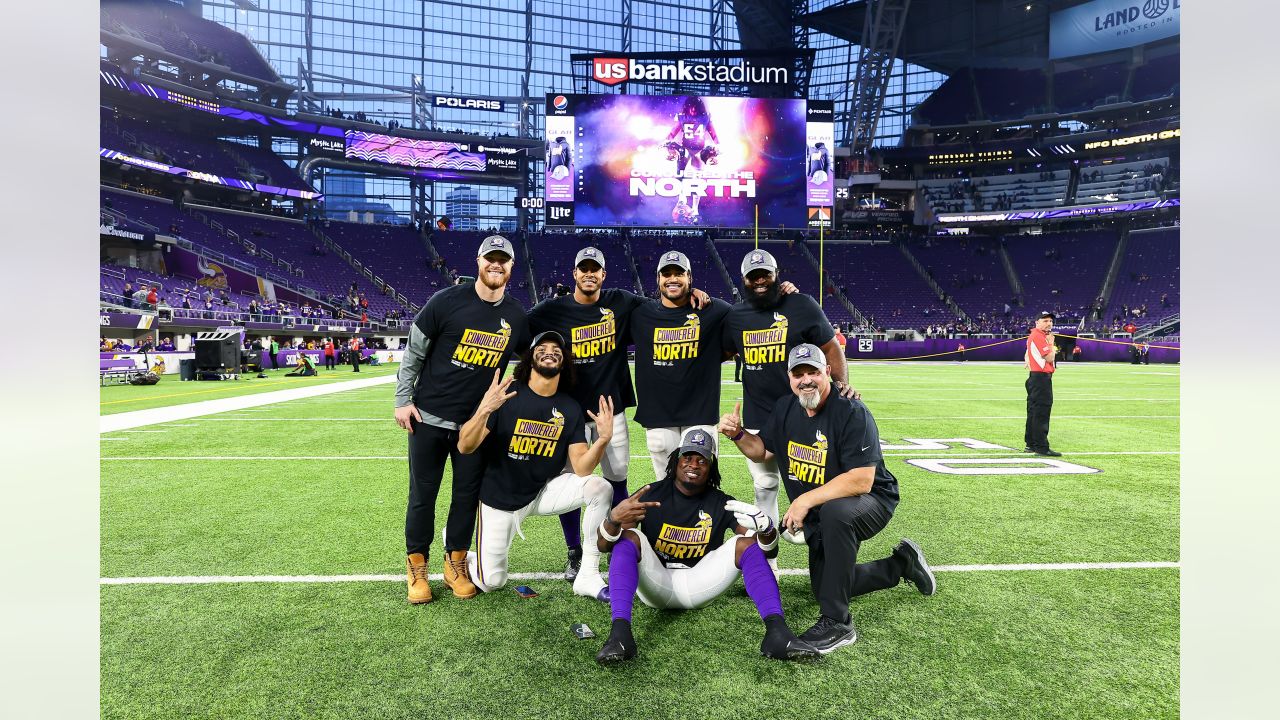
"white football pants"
469,472,611,597
744,428,781,525
625,528,743,610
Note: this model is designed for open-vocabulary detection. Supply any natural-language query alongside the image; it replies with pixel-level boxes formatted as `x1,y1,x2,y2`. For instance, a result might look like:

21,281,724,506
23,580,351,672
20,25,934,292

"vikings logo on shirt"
570,307,616,361
741,312,789,366
652,312,700,362
453,318,511,368
509,408,565,459
655,510,714,562
787,428,829,486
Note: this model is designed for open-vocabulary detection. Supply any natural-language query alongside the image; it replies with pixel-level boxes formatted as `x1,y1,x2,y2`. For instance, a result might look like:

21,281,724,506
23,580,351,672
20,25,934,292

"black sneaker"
1023,446,1034,453
760,616,821,661
1035,449,1063,457
896,538,937,596
565,546,583,582
596,619,637,665
799,615,857,654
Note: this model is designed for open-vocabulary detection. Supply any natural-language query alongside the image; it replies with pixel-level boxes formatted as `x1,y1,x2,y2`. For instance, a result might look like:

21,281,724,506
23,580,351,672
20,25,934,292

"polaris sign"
1050,0,1180,59
433,95,505,113
590,56,789,87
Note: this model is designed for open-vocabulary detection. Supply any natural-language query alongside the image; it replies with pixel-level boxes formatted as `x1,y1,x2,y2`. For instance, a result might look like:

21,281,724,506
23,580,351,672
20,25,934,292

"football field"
100,361,1179,719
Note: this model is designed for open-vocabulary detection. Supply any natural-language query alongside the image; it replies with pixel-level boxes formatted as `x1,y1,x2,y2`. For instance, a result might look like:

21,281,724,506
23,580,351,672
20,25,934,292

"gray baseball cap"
787,343,826,372
575,246,605,270
740,249,778,277
657,251,691,274
677,427,716,460
529,330,567,350
477,235,514,259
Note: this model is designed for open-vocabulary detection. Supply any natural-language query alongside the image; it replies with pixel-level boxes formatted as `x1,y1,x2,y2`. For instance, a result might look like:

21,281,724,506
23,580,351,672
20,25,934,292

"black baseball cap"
677,428,715,460
1037,311,1056,320
529,330,567,350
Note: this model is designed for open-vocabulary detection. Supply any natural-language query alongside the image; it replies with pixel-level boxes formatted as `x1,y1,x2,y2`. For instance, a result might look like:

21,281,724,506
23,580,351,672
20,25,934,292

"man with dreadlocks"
592,428,820,664
457,331,614,600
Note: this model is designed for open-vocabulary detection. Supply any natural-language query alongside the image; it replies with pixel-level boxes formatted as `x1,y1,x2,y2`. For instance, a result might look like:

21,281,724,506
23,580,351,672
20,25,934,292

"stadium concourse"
96,0,1179,718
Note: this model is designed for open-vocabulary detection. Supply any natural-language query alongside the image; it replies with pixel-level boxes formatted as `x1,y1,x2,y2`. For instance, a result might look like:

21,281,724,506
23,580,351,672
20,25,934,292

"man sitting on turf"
286,352,318,377
456,331,614,600
593,428,820,664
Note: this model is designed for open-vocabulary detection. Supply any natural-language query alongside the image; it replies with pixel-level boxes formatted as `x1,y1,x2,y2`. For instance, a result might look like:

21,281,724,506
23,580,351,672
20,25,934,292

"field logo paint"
881,438,1013,451
905,458,1101,475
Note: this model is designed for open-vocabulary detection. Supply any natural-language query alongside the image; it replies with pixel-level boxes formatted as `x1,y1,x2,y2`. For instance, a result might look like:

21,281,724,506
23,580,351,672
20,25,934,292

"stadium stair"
793,240,869,328
1088,227,1131,330
704,236,738,302
997,241,1024,305
898,243,973,324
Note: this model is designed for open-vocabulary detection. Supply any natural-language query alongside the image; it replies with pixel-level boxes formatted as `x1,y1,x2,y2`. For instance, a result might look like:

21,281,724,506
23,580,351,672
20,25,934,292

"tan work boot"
406,553,433,604
442,549,478,599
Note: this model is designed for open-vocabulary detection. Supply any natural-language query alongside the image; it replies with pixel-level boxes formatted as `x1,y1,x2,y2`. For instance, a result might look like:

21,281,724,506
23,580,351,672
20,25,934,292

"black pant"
324,354,335,369
804,494,903,622
351,352,360,371
406,420,486,556
1024,372,1054,451
734,354,744,382
269,352,279,370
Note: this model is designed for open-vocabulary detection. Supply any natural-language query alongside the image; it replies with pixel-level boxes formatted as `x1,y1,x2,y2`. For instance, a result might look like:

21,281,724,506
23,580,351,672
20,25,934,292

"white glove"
781,528,807,545
725,500,774,535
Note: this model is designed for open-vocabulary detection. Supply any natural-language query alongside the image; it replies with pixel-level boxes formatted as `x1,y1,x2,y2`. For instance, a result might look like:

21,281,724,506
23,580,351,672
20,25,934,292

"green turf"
99,364,400,414
101,361,1179,718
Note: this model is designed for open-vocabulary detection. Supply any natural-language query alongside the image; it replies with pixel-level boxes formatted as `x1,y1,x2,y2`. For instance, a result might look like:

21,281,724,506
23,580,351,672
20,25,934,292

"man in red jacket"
1023,312,1060,456
323,338,336,370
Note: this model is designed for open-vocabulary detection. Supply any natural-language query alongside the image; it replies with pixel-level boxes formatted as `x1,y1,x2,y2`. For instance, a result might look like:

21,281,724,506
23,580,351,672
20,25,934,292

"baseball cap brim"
677,443,714,460
529,330,567,350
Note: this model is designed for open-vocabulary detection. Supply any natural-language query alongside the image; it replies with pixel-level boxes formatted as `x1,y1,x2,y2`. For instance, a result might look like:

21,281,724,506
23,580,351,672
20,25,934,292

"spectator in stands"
269,337,280,370
121,282,133,308
100,337,112,352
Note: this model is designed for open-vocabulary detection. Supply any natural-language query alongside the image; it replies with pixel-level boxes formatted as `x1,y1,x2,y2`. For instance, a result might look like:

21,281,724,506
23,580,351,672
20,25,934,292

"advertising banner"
544,93,813,227
1050,0,1180,59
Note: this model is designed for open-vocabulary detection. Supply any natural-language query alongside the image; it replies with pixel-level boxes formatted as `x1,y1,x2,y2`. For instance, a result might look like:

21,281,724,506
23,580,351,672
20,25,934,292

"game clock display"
544,94,833,228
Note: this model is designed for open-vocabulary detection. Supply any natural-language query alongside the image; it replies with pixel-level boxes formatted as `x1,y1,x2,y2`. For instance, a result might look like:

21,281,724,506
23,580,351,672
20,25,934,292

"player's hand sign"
718,401,744,439
477,369,517,414
609,484,661,528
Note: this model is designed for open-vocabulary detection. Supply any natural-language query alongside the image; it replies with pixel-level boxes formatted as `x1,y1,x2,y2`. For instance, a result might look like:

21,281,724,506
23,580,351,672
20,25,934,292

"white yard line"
100,560,1180,586
141,414,1180,423
100,375,397,434
102,450,1179,461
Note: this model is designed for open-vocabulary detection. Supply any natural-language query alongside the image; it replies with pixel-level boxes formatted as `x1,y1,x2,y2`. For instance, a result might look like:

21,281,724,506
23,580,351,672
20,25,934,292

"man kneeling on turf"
594,429,820,664
457,331,613,600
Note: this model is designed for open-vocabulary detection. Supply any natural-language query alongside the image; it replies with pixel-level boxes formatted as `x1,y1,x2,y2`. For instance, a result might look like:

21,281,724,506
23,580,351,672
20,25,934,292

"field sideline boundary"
100,561,1180,586
100,374,397,434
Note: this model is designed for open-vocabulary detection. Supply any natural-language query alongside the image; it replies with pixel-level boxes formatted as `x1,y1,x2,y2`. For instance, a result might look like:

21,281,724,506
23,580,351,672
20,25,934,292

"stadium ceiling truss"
841,0,913,155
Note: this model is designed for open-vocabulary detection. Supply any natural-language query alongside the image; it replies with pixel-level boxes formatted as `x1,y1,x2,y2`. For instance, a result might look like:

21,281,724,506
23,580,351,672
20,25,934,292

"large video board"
544,94,833,227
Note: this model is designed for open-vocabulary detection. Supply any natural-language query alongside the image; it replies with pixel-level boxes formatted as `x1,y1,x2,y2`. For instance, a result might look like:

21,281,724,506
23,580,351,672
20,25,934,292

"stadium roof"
800,0,1105,74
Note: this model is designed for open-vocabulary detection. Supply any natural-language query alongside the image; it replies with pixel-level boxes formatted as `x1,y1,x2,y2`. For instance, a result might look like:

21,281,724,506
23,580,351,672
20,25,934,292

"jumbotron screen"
544,94,834,227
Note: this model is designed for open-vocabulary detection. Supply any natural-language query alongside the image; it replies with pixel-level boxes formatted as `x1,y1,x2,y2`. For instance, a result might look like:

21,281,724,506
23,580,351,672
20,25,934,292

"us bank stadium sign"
1050,0,1180,59
589,56,789,87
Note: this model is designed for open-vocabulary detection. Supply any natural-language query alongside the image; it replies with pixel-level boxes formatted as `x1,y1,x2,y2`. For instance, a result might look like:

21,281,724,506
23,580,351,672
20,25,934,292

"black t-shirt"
722,293,835,428
636,478,739,569
630,298,732,428
527,288,648,412
411,283,531,424
479,383,587,512
760,394,899,518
